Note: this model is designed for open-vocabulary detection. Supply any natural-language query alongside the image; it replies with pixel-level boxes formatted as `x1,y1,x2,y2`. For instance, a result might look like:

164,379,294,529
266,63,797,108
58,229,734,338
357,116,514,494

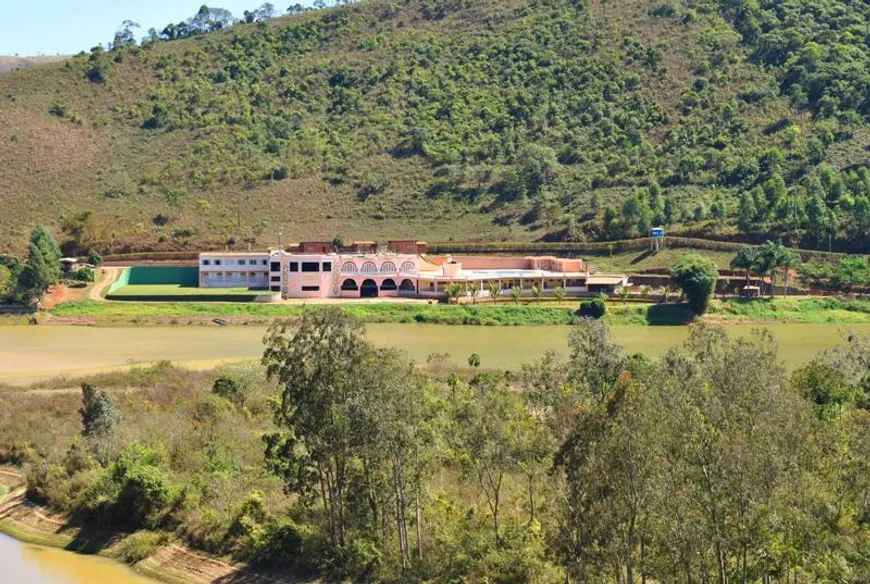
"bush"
74,266,95,282
671,253,719,315
88,250,102,265
577,295,606,319
117,531,167,564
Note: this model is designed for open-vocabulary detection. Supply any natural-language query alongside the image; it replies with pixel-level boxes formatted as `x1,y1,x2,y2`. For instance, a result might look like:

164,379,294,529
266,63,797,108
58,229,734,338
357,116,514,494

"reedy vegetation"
2,311,870,582
8,0,870,252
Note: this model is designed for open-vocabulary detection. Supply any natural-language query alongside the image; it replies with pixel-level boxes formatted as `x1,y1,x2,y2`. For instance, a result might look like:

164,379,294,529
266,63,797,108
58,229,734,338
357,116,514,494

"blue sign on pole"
650,227,664,238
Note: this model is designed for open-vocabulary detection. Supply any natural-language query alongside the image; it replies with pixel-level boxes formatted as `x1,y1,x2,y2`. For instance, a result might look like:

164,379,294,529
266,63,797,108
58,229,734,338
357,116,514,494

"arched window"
361,261,378,274
399,261,417,274
380,261,397,274
399,279,416,292
380,278,397,291
341,262,358,274
341,279,359,291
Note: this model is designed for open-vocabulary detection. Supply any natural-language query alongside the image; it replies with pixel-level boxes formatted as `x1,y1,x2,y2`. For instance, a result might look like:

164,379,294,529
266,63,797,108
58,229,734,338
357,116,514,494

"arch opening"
360,279,379,298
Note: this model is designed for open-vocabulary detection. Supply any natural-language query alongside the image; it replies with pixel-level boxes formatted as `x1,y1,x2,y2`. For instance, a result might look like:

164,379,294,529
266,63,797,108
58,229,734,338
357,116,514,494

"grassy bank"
38,296,870,327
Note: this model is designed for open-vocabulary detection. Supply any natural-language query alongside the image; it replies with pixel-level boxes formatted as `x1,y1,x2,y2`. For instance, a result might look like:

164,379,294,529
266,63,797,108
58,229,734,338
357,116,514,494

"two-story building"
198,242,628,300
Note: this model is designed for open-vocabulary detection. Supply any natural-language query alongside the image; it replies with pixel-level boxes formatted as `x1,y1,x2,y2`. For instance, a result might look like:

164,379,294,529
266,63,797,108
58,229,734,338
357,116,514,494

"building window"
322,262,332,272
262,259,268,266
380,261,396,274
271,262,281,271
215,260,222,266
399,261,416,274
202,259,211,266
271,285,280,292
341,262,357,274
301,262,319,273
301,285,320,292
271,276,281,282
361,261,377,274
289,262,299,272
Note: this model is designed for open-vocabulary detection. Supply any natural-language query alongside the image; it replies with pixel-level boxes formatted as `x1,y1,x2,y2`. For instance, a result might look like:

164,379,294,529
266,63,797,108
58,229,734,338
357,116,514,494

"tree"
516,144,558,196
487,281,500,303
756,240,789,298
0,265,12,299
112,20,140,50
671,253,719,315
510,285,523,304
531,284,543,302
617,286,630,305
553,285,566,305
468,282,480,305
730,246,758,290
262,308,373,548
447,282,463,304
451,373,527,545
88,249,103,266
779,249,801,298
18,225,61,299
639,284,652,301
79,383,121,464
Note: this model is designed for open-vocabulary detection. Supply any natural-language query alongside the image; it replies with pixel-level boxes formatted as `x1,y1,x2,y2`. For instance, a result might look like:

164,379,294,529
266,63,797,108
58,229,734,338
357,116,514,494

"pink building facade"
199,249,626,300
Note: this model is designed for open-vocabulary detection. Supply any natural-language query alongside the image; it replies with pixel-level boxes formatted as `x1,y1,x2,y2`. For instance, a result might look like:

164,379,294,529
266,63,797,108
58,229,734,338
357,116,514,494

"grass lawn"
109,284,270,297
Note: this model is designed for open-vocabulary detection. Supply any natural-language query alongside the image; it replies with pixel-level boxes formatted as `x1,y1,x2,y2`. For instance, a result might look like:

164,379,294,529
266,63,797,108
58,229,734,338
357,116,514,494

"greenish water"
1,323,866,384
0,533,154,584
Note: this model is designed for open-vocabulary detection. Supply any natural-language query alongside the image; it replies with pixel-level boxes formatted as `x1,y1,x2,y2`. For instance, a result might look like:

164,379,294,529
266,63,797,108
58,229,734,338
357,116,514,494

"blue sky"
1,1,313,56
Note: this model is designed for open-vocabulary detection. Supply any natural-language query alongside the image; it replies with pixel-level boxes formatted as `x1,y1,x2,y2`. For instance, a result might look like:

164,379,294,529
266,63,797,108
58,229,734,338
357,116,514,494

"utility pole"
278,228,284,251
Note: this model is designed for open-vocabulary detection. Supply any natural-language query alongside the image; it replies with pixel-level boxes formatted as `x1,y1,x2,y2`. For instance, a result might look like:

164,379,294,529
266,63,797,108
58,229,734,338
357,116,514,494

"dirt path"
89,266,123,301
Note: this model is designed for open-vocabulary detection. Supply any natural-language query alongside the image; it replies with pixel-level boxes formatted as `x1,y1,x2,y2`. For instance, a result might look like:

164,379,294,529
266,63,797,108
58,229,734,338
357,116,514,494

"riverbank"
2,296,870,327
0,468,312,584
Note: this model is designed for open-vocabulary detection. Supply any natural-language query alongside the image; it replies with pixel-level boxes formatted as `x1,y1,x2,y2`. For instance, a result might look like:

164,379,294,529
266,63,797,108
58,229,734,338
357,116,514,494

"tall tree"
79,383,121,464
262,308,373,548
671,253,719,314
18,225,61,299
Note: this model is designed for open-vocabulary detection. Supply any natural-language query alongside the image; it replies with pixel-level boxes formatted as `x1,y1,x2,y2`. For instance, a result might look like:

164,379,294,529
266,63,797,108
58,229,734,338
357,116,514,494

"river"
0,532,155,583
2,322,868,384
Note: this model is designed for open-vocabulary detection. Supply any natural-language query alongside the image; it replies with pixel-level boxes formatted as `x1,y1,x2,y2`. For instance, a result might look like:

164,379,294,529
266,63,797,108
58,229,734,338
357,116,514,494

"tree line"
105,1,359,51
13,308,870,581
253,308,870,581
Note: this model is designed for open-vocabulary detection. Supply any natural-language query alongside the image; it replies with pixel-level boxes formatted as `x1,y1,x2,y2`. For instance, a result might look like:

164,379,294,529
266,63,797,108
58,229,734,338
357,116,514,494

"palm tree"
553,286,566,305
531,284,543,303
510,285,522,304
447,282,463,304
488,281,501,304
469,282,480,305
730,246,758,292
757,240,788,299
779,249,801,298
639,285,651,302
617,286,630,305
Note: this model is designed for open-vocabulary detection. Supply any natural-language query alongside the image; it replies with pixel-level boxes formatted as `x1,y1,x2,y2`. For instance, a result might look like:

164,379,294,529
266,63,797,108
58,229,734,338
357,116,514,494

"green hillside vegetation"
5,0,870,255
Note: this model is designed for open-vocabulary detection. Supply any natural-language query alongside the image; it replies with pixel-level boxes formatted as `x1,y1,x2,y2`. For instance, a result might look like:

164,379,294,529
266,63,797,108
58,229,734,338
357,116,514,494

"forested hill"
3,0,870,255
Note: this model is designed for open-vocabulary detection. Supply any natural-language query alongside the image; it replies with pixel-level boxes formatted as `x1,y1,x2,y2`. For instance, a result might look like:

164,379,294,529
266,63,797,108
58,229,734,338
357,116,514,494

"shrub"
74,266,95,282
577,295,606,319
671,253,718,315
88,250,103,265
117,531,167,564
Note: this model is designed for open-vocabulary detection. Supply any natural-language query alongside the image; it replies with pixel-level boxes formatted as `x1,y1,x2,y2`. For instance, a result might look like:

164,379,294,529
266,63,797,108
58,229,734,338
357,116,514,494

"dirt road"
88,266,123,301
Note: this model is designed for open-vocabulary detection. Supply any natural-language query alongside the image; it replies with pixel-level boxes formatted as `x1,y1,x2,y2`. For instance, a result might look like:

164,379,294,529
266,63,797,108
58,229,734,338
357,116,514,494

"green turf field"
109,284,270,297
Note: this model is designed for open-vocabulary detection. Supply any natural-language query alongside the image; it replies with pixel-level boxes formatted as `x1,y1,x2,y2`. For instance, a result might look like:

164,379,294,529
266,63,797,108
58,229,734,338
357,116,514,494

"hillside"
0,56,67,73
2,0,870,255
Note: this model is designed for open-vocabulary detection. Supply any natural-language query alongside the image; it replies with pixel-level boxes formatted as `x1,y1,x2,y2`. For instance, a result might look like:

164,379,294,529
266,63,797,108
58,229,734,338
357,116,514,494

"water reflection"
0,533,154,584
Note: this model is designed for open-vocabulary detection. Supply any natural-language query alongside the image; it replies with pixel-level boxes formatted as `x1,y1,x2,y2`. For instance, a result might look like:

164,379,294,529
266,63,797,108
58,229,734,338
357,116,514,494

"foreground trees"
19,308,870,582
